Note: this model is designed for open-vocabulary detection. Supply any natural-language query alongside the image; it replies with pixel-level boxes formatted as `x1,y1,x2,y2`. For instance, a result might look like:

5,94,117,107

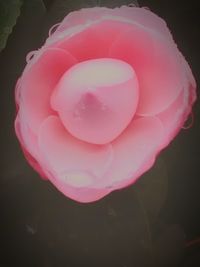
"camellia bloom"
15,5,196,203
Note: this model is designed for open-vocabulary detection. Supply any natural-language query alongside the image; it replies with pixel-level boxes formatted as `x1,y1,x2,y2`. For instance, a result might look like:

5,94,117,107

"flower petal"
54,20,132,61
109,25,183,116
53,6,172,41
53,7,109,33
157,91,185,144
96,117,164,189
157,84,196,147
19,48,77,134
179,52,196,89
111,6,173,40
48,176,112,203
51,58,139,144
38,116,113,187
15,110,48,179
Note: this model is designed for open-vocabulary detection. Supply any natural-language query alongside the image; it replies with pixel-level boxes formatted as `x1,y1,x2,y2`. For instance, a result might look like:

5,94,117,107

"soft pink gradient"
51,58,139,144
15,5,197,203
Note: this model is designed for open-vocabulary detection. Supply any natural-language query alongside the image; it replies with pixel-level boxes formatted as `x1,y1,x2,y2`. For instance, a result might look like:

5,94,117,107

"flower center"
51,58,139,145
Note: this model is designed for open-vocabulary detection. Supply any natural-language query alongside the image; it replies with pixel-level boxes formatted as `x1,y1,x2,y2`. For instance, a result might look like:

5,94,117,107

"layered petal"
109,24,183,116
48,177,112,203
95,117,164,189
15,110,48,179
157,84,196,147
38,116,113,187
155,50,197,146
54,20,133,61
51,58,139,144
51,6,172,42
179,52,196,89
157,91,185,144
19,48,77,134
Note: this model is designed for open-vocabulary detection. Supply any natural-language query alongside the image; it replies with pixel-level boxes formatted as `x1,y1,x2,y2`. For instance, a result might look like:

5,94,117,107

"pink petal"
155,50,197,146
48,177,112,203
179,52,196,89
54,20,132,61
19,48,77,134
54,7,109,33
15,111,48,180
51,58,139,144
38,116,113,187
157,84,197,147
52,6,172,42
157,91,185,144
109,24,183,116
95,117,164,189
111,6,173,40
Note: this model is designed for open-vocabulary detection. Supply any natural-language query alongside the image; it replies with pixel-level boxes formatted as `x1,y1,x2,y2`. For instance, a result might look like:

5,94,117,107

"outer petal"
47,177,112,203
50,6,172,42
156,48,197,147
94,117,164,189
110,6,173,40
15,111,48,180
179,52,196,89
157,91,185,145
53,20,133,61
18,48,77,134
38,116,113,188
109,24,183,116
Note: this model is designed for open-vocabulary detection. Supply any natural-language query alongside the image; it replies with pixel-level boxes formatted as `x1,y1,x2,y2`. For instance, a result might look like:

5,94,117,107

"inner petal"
51,58,139,145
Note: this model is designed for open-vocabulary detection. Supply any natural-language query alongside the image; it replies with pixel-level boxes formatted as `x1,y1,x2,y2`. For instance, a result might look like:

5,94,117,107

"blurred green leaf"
0,0,23,52
134,158,168,224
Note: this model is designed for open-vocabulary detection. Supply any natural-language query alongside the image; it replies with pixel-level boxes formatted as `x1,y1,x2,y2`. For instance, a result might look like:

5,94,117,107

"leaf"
134,158,168,224
0,0,23,52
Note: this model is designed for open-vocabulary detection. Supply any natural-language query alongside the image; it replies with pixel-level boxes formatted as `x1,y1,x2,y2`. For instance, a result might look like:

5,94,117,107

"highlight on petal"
109,24,183,116
38,116,113,187
18,48,77,134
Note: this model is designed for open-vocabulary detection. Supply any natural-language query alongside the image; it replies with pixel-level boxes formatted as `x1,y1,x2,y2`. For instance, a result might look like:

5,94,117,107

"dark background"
0,0,200,266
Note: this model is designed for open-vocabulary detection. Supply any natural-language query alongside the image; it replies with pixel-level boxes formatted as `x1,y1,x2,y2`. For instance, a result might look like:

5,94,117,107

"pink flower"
15,5,196,203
